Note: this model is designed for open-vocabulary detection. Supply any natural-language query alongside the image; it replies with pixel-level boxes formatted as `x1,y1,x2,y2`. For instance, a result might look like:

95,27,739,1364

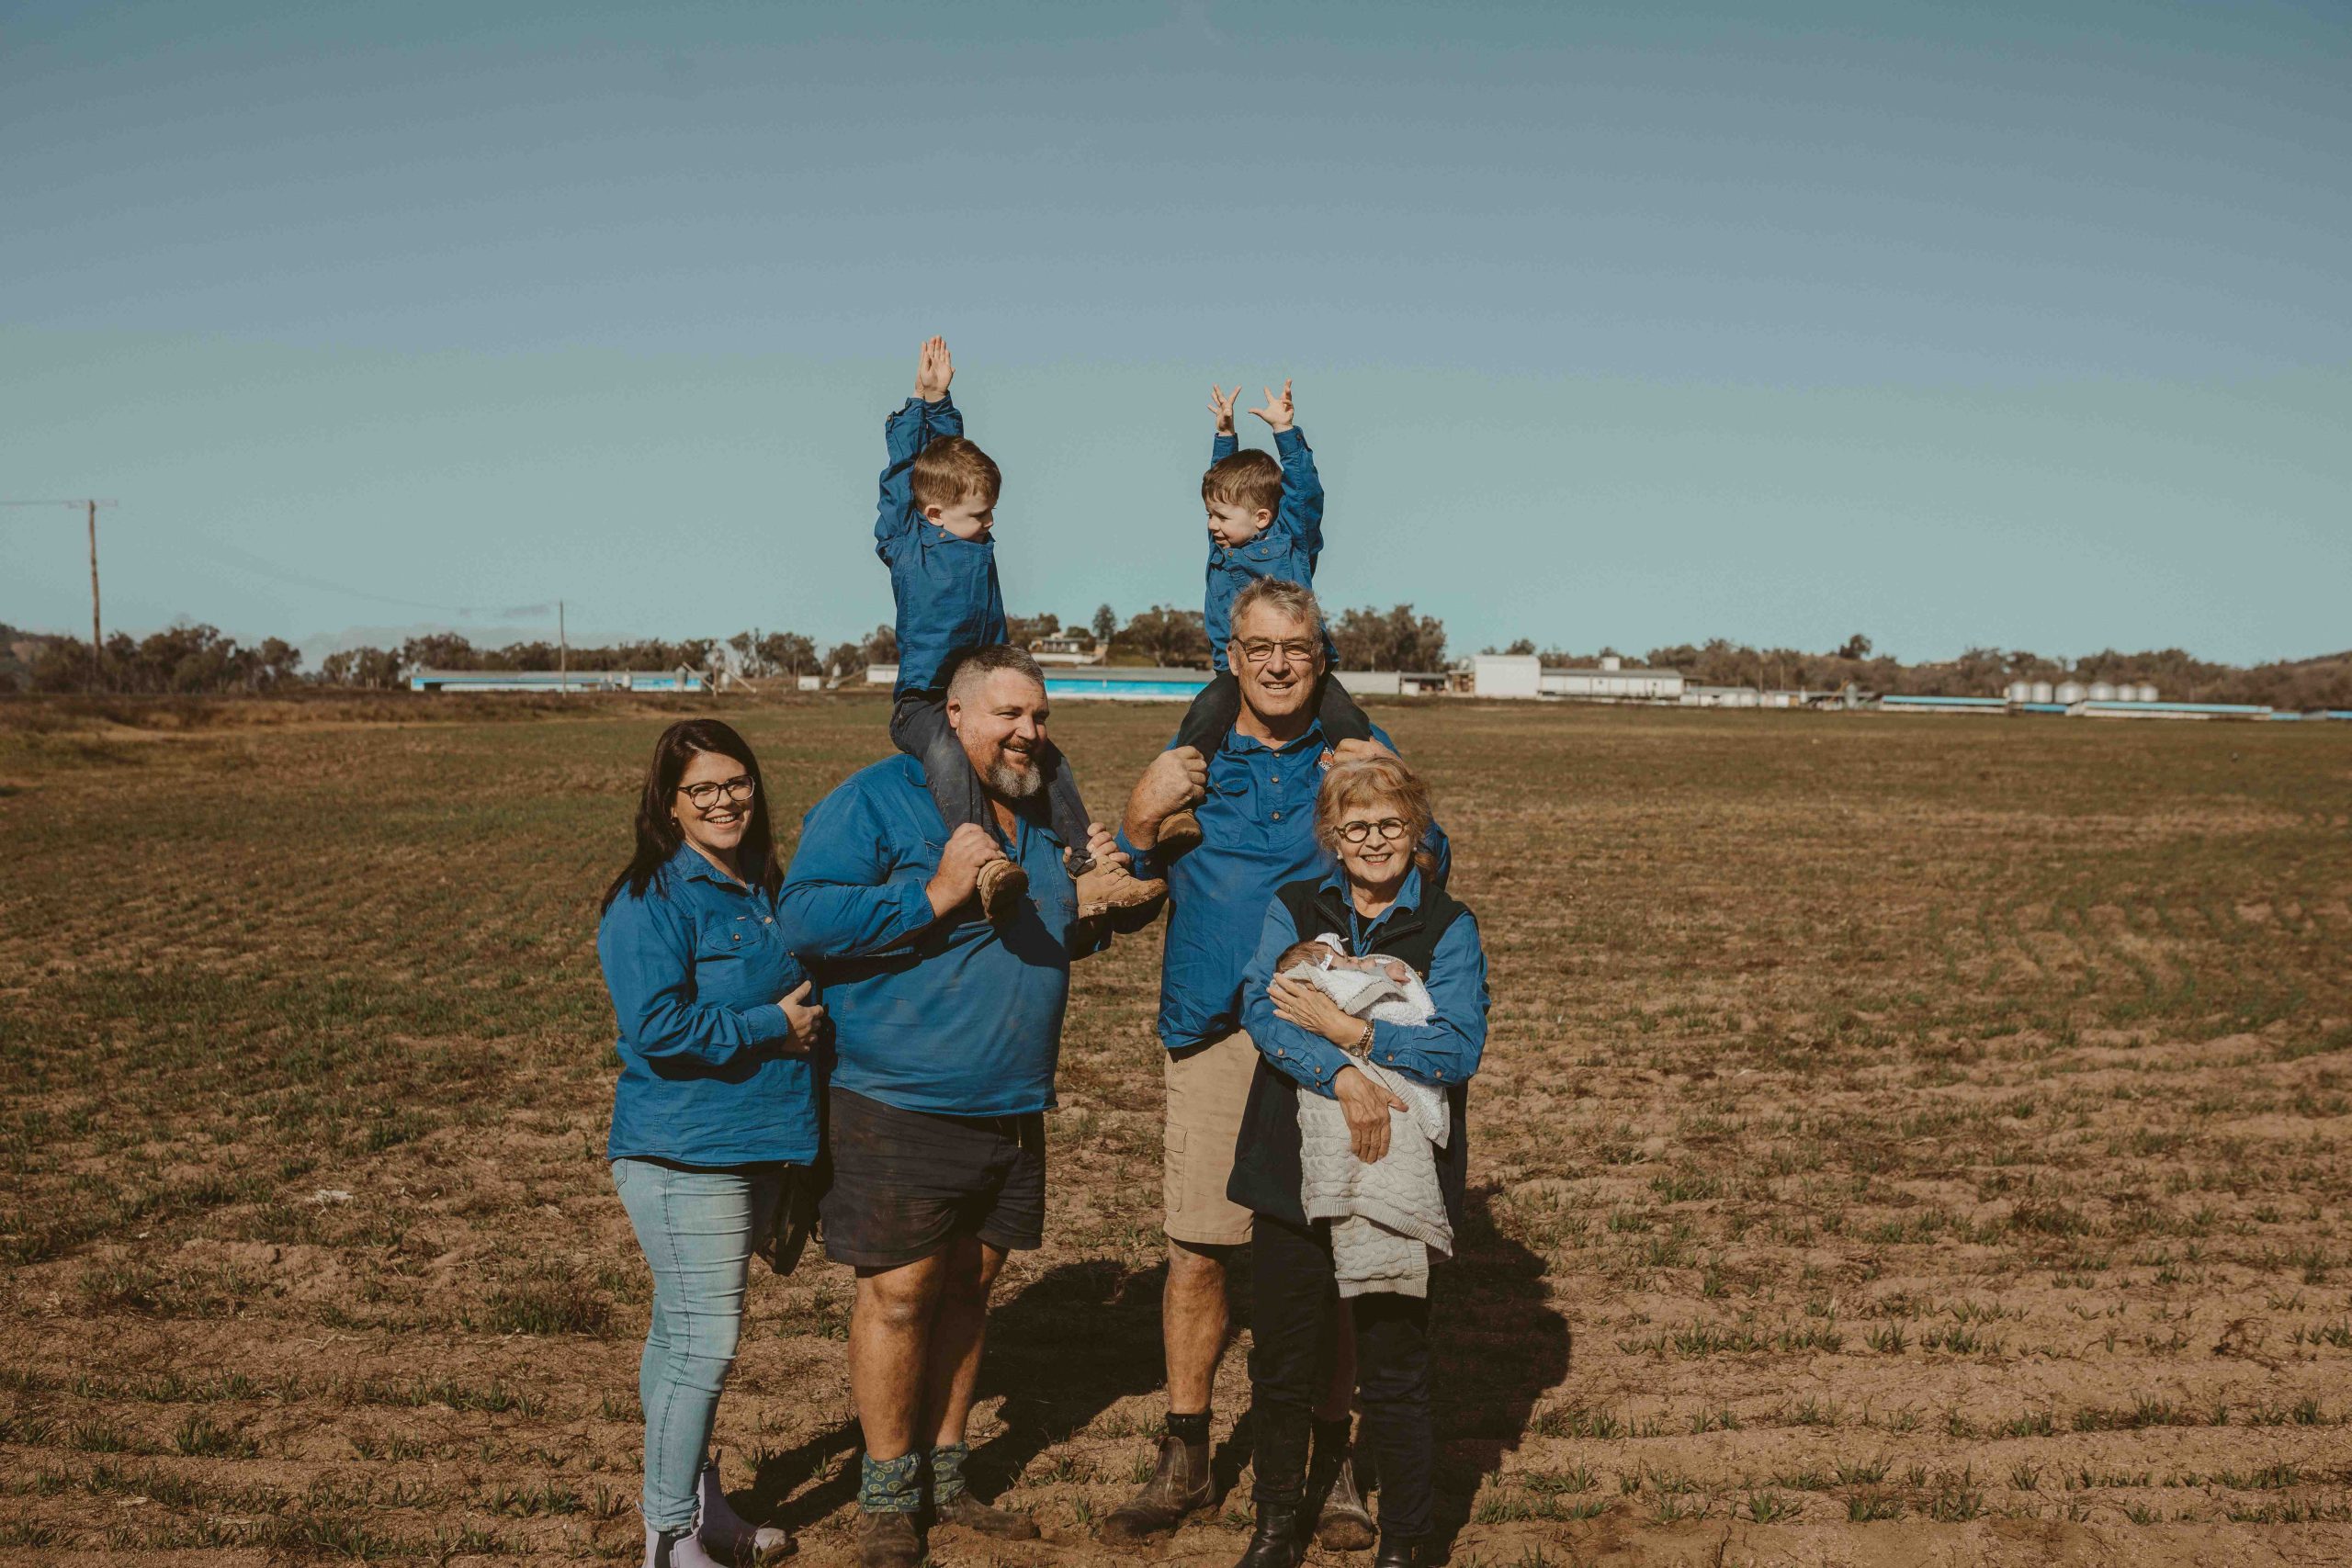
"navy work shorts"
820,1088,1046,1269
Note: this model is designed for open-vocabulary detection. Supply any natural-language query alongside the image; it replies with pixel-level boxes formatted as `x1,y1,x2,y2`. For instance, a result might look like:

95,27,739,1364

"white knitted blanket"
1286,951,1453,1298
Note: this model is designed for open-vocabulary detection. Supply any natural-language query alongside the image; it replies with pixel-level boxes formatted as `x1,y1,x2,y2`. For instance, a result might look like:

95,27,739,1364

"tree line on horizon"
3,616,2346,710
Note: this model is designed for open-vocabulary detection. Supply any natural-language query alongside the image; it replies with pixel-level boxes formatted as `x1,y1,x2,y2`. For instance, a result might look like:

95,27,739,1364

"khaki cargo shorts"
1161,1029,1260,1247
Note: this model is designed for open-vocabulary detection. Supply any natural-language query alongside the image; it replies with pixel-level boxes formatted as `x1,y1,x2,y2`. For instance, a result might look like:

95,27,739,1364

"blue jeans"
613,1158,781,1531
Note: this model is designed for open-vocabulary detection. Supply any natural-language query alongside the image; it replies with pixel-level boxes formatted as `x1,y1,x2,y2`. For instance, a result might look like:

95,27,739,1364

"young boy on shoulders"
874,335,1164,923
1155,378,1375,851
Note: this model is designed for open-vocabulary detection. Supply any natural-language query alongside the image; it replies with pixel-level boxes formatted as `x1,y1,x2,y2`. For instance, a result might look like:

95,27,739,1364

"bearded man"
782,643,1127,1568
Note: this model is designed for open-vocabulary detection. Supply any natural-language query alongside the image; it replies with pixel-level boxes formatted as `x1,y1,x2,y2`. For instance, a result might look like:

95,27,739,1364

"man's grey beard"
988,754,1043,799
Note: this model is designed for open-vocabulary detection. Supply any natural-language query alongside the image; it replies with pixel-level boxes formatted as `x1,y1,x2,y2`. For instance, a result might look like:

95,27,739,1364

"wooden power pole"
1,498,116,688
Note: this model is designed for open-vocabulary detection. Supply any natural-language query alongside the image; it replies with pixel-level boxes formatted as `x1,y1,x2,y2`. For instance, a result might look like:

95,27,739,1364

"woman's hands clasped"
778,979,826,1055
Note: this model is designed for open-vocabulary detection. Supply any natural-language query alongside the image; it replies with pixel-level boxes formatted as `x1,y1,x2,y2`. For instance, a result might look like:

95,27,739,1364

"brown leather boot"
1074,860,1168,922
933,1491,1040,1540
854,1510,922,1568
975,858,1029,926
1099,1432,1213,1543
1153,808,1204,855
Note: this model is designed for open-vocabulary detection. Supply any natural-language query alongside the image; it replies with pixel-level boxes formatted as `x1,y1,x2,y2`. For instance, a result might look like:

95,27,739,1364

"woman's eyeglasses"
1337,817,1409,844
678,776,757,809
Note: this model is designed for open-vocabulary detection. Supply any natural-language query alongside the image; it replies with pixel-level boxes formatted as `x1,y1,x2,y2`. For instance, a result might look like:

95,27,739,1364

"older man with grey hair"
1103,580,1450,1551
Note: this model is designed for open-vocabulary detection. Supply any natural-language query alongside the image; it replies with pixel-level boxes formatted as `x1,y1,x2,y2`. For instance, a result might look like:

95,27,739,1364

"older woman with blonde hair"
1227,754,1489,1568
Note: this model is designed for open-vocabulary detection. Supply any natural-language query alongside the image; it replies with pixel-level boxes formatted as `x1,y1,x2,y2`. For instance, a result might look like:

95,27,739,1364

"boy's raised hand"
1208,384,1240,434
914,335,954,402
1250,378,1295,433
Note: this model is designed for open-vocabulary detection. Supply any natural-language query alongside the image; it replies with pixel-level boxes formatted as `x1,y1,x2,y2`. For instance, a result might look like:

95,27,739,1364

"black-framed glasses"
1237,638,1318,665
1337,817,1409,844
678,775,756,809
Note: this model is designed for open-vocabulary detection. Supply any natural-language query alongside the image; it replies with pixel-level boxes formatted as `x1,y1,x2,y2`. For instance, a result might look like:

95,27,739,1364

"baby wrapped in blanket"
1277,937,1453,1297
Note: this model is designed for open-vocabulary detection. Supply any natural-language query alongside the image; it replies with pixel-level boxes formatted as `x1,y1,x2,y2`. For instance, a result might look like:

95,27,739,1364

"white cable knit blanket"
1285,950,1453,1298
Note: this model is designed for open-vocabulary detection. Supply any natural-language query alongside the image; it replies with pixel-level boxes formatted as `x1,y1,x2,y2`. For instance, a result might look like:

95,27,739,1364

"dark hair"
602,719,783,911
910,435,1002,513
1203,447,1283,516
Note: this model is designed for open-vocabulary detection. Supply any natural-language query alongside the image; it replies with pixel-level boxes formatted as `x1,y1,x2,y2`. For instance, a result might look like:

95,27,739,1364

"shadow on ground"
1426,1185,1572,1555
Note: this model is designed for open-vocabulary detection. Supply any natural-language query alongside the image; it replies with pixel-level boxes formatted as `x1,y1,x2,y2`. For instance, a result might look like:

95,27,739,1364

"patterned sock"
859,1451,922,1515
1167,1409,1212,1446
929,1440,972,1505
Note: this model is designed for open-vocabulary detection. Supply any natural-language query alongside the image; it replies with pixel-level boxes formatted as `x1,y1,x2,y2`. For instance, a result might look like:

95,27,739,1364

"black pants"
891,692,1093,857
1249,1213,1434,1543
1172,671,1373,757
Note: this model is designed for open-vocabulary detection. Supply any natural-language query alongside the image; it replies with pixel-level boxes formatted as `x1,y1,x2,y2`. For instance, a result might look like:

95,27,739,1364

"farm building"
865,663,1211,701
1542,656,1686,703
409,667,706,694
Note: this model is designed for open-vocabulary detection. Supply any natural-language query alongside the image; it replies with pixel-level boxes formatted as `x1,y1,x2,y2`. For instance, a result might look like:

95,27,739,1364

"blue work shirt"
1239,863,1489,1098
598,842,819,1167
781,754,1106,1117
876,393,1005,697
1119,719,1449,1053
1204,425,1331,672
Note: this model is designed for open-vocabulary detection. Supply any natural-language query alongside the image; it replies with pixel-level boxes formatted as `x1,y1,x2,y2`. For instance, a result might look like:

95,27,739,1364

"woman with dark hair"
1226,755,1489,1568
598,718,826,1568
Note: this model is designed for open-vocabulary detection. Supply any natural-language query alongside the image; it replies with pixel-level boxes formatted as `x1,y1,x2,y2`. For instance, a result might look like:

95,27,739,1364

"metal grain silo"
2030,682,2054,703
2088,682,2118,701
2006,681,2033,703
2056,681,2087,704
2135,682,2158,703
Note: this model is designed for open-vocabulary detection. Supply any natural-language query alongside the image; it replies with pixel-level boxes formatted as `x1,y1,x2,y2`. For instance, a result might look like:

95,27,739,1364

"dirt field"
3,695,2347,1566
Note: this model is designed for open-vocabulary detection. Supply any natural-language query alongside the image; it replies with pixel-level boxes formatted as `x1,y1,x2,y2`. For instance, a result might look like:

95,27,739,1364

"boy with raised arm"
1154,378,1375,852
875,335,1164,924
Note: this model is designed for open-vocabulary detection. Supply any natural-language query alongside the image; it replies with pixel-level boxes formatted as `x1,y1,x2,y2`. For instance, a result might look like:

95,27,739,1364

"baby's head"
1203,449,1283,548
1277,939,1333,976
913,437,1001,541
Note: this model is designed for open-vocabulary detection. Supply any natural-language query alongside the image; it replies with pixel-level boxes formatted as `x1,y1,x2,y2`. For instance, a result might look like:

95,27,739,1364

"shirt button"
1272,811,1283,821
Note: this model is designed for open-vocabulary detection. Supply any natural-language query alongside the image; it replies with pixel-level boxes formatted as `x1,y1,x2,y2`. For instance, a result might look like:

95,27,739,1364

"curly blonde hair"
1314,753,1437,876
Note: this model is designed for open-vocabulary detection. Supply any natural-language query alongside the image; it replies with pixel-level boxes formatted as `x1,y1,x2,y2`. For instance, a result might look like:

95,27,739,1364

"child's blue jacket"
876,394,1004,698
1204,425,1329,672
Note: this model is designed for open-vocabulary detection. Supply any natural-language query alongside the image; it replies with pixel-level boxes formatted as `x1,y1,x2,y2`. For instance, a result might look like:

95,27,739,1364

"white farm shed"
1543,661,1686,703
1469,654,1544,698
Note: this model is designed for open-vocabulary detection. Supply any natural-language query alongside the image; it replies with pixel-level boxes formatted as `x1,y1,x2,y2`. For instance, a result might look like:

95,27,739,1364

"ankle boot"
1312,1447,1375,1551
1374,1532,1430,1567
1233,1502,1308,1568
696,1462,792,1564
976,858,1029,925
1100,1432,1213,1542
644,1523,728,1568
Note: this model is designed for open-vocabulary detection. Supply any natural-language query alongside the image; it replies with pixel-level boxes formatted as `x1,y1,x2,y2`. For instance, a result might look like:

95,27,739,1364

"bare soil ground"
3,696,2348,1566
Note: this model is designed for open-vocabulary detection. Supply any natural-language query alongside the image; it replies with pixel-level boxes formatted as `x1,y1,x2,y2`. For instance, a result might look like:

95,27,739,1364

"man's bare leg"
915,1235,1035,1538
922,1235,1008,1447
1164,1238,1233,1412
851,1254,947,1461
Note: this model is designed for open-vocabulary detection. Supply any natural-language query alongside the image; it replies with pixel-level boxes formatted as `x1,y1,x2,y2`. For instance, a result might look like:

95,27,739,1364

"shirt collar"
1219,716,1328,759
1320,861,1423,922
667,839,746,889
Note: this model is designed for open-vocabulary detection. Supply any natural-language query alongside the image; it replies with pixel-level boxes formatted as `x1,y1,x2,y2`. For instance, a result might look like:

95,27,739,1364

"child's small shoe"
976,859,1030,926
1153,808,1204,855
1075,862,1168,925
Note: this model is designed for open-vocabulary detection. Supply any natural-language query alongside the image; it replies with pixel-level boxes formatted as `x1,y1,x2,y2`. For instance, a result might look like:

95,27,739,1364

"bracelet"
1351,1021,1375,1057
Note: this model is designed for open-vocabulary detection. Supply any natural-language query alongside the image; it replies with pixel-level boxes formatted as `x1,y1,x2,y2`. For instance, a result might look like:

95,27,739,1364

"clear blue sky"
4,0,2346,666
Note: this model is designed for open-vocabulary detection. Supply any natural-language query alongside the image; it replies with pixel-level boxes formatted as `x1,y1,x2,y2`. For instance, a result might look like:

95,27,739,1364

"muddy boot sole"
976,859,1029,926
1153,808,1204,855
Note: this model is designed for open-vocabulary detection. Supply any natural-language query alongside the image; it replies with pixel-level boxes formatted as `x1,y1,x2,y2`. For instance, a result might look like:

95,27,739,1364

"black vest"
1226,875,1474,1231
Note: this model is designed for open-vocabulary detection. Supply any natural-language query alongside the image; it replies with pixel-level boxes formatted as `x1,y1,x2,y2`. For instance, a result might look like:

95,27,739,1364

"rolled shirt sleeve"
1239,897,1358,1099
596,890,793,1067
779,786,938,958
1364,912,1488,1086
